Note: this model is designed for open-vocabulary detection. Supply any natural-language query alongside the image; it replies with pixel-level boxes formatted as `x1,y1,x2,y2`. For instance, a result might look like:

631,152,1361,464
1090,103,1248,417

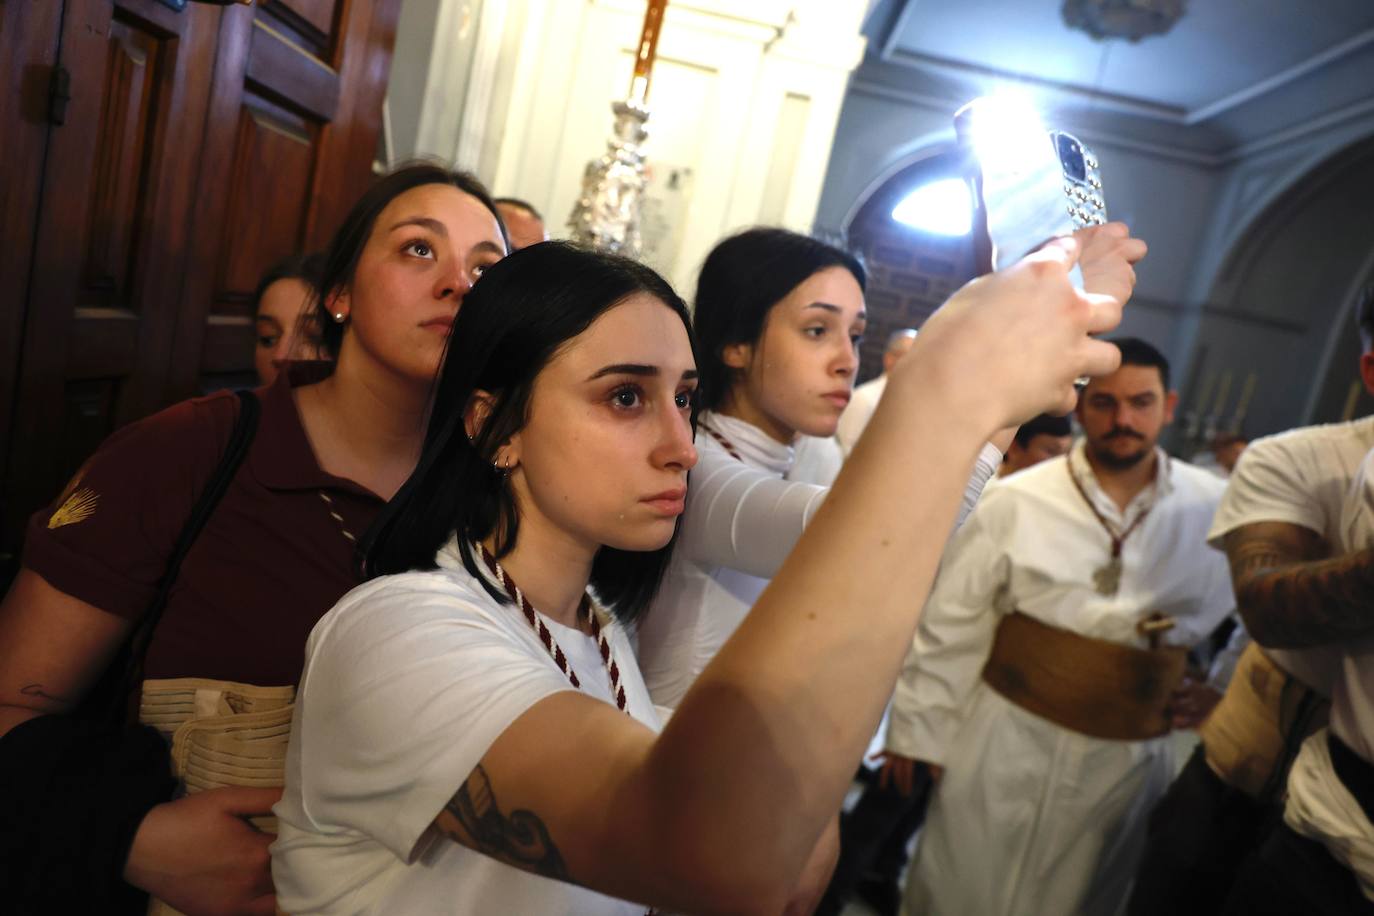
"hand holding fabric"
124,786,281,916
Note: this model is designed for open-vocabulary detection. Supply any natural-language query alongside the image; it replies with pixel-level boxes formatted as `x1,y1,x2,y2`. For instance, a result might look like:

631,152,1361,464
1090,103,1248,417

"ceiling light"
1062,0,1187,42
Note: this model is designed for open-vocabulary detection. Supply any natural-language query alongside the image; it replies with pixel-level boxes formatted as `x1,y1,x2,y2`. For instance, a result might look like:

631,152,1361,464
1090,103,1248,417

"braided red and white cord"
478,544,628,712
698,420,742,462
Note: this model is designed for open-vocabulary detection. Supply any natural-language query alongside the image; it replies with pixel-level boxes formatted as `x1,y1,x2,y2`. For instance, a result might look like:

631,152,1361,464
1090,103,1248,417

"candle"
1230,373,1257,429
1342,380,1362,422
1210,370,1233,419
1191,370,1215,420
629,0,668,106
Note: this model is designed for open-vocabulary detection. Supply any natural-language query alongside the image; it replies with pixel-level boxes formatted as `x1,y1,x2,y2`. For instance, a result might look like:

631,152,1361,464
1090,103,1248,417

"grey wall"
815,57,1374,444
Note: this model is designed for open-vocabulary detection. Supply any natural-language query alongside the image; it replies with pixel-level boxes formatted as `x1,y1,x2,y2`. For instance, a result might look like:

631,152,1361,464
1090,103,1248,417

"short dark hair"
694,227,866,411
362,241,695,625
314,163,509,358
1013,412,1072,448
1106,336,1171,391
494,197,544,222
1356,283,1374,353
252,252,326,318
252,256,327,359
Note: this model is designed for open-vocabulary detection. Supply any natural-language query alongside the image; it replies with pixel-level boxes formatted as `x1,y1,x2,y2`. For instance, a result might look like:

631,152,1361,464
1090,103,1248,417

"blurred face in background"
255,278,322,386
1003,431,1072,475
495,202,548,251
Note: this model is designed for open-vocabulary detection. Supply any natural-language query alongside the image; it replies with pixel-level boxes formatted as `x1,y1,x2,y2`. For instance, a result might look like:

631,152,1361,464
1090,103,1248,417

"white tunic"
637,410,1002,710
273,540,658,915
892,442,1233,916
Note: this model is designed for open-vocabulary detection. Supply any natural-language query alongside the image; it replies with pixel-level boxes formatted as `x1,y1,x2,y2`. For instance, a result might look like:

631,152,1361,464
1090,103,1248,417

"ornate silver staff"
567,0,668,257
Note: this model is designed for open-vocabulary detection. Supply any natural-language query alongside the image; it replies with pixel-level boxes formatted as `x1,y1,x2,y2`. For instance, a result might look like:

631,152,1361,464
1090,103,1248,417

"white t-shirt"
1281,446,1374,899
1206,415,1374,697
272,539,659,915
1331,443,1374,762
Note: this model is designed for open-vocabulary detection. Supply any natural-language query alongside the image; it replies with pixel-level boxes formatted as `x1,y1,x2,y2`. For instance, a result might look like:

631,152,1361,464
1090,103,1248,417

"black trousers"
816,765,934,916
1126,746,1273,916
1219,820,1374,916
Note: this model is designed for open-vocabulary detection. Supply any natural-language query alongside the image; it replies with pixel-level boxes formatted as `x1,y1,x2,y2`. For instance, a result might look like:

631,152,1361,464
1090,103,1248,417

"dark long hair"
252,252,326,317
694,227,866,411
361,241,696,624
314,163,509,358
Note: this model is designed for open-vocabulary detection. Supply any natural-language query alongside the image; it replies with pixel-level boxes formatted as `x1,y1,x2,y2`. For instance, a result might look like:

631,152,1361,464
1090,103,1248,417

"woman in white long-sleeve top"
635,229,1004,712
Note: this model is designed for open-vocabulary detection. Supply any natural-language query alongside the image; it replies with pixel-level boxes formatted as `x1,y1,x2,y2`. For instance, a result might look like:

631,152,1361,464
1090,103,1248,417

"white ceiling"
866,0,1374,141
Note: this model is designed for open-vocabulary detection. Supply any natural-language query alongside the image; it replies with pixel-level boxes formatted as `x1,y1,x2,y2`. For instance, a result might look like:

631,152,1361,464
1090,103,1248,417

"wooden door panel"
257,0,338,56
171,0,400,398
305,0,402,251
85,20,160,307
270,0,338,39
1,0,221,560
198,93,323,386
247,17,340,120
0,0,63,496
2,0,401,577
223,97,319,295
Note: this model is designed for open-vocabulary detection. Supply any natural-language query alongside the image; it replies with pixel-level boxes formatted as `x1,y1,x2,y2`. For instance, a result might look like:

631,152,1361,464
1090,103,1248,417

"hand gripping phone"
953,97,1106,276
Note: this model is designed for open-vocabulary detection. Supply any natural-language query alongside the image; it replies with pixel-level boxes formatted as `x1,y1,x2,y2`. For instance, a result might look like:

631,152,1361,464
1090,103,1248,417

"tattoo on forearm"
1225,524,1374,649
433,764,569,881
19,684,72,705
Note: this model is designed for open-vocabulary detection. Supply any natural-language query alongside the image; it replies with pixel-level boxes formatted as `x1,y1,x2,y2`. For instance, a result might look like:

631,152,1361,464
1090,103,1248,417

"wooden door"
169,0,402,398
0,0,402,585
0,0,64,472
1,0,223,572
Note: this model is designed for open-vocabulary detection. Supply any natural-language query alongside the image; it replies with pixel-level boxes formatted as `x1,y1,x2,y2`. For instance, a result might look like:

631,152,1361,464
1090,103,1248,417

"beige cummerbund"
140,678,296,916
1197,642,1330,799
981,611,1188,741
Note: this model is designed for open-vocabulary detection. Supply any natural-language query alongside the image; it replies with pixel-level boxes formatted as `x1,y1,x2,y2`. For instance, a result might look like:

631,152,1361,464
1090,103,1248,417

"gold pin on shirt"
48,487,98,529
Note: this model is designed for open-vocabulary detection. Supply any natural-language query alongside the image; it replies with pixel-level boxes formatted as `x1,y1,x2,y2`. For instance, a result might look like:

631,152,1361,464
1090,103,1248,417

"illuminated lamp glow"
963,92,1051,178
891,179,973,236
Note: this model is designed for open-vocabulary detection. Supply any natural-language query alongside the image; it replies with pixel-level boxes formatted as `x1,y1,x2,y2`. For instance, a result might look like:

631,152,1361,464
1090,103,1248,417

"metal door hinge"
48,64,71,125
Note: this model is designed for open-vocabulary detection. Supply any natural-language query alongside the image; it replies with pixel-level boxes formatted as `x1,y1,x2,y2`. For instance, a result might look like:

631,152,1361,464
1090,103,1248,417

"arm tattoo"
19,683,73,705
1225,522,1374,649
432,764,570,881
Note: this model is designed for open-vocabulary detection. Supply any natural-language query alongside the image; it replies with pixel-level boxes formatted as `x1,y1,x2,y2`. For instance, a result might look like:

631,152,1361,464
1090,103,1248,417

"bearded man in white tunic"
889,338,1235,916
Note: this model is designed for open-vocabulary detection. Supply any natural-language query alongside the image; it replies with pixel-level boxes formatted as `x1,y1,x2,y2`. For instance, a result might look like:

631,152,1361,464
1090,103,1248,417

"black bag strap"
88,389,261,728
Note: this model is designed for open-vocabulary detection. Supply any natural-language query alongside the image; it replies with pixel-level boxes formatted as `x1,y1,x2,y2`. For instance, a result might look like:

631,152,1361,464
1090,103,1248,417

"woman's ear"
325,286,350,324
465,392,523,469
464,391,496,441
721,341,753,370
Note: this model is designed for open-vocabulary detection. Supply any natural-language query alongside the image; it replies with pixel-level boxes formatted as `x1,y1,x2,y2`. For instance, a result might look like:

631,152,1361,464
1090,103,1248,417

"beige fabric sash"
1197,642,1330,799
139,678,295,916
981,611,1188,741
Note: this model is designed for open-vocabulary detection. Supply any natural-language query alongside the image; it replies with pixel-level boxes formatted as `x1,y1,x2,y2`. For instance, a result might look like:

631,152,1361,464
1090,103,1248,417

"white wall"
388,0,868,295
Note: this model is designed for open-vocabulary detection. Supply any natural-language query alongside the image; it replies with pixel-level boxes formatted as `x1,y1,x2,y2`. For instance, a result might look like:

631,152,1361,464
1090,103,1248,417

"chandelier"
1061,0,1187,42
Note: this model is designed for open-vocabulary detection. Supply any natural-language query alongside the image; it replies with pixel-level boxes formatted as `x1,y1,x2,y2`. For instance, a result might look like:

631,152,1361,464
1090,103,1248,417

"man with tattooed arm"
1130,286,1374,915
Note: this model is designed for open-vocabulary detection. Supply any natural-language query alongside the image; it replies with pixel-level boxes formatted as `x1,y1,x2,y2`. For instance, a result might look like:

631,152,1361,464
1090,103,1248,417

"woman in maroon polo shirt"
0,163,509,915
